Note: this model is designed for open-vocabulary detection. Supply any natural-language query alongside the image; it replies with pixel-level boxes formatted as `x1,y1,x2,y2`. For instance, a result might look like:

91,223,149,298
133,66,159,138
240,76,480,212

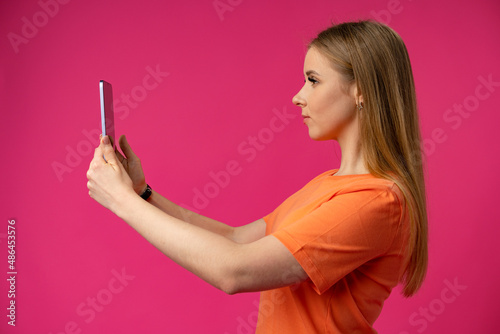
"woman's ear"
352,83,363,105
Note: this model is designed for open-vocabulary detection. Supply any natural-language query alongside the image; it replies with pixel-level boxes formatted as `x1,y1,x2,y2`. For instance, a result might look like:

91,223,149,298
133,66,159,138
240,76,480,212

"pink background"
1,0,499,333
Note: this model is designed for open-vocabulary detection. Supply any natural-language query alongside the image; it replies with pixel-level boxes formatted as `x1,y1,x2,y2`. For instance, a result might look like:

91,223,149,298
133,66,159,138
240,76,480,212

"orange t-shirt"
257,169,410,333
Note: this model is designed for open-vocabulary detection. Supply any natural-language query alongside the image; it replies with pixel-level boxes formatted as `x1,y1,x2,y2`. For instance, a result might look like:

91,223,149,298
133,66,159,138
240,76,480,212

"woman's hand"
115,135,147,195
87,136,136,213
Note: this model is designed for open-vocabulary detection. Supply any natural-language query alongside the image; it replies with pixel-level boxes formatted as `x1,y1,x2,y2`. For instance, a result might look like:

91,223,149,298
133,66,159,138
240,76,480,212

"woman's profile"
86,19,428,333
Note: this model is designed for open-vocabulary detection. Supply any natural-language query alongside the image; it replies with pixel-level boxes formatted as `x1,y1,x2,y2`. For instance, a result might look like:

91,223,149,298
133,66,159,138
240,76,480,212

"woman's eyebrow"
305,70,321,76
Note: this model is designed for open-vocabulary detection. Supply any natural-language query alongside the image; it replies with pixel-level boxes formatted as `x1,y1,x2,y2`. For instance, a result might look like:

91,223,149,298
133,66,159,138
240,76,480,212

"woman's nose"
292,89,306,107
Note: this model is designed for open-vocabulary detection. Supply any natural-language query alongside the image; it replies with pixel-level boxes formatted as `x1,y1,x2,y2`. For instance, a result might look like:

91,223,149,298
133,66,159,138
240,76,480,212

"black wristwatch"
140,184,152,201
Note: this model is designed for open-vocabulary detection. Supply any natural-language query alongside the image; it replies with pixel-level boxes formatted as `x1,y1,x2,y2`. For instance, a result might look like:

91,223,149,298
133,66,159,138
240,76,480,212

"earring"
357,101,364,111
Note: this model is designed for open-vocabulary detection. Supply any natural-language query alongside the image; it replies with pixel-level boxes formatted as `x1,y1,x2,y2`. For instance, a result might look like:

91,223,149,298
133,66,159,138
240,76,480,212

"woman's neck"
335,132,369,176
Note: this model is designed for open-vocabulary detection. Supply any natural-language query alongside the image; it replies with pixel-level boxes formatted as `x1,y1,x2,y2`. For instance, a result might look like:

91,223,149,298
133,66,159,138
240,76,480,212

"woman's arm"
87,137,305,294
115,192,306,294
115,135,265,244
146,190,266,244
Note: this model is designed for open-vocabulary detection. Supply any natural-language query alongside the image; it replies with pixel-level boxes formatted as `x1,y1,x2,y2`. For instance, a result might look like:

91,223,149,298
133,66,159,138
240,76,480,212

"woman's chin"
308,131,332,141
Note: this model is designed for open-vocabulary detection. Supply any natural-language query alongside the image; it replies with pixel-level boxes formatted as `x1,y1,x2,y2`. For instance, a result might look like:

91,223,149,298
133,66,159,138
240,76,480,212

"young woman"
87,20,428,333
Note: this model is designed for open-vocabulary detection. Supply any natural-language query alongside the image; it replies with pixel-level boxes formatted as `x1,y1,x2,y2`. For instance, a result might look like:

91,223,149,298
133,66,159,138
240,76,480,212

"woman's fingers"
93,142,103,162
115,148,126,164
119,135,139,161
101,136,120,169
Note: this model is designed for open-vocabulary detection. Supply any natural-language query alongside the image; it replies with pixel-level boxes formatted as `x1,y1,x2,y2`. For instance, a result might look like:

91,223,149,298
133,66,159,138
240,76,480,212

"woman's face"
292,47,359,141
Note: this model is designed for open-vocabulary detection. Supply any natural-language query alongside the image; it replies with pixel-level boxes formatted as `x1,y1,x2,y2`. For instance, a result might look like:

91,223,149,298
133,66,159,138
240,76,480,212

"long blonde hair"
309,20,428,297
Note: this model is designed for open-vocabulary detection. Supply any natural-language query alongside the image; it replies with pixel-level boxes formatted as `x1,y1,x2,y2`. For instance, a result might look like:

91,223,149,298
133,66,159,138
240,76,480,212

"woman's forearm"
146,189,236,240
115,192,242,294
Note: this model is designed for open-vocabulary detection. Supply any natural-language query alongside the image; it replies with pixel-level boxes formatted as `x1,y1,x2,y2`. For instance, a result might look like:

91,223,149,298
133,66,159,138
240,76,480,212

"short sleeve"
271,184,404,294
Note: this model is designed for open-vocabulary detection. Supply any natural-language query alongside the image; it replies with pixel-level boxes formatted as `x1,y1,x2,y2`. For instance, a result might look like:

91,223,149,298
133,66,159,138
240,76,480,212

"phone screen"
99,80,116,148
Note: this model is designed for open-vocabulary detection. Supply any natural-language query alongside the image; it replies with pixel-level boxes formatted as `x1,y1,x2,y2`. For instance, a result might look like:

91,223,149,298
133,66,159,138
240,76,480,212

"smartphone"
99,80,116,149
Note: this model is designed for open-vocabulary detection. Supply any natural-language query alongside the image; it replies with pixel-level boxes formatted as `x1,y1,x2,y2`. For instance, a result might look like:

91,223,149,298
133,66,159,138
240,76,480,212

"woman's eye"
307,77,318,84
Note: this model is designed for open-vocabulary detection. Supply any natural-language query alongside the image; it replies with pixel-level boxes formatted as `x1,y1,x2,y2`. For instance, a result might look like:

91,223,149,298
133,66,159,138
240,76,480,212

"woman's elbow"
216,264,249,295
218,272,244,295
220,282,239,295
213,244,257,295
